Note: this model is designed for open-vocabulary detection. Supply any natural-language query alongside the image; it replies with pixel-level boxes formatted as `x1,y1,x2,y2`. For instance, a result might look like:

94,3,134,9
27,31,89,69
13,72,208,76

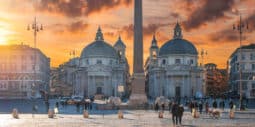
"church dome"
159,39,198,56
159,22,198,56
80,27,118,59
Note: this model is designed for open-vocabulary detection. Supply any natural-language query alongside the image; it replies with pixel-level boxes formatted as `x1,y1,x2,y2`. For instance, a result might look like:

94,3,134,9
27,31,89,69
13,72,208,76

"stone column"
87,75,90,97
93,76,95,96
103,76,105,95
129,0,147,105
133,0,143,73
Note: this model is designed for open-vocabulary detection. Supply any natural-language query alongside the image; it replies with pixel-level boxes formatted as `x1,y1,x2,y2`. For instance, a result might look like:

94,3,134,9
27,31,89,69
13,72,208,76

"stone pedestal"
128,73,147,105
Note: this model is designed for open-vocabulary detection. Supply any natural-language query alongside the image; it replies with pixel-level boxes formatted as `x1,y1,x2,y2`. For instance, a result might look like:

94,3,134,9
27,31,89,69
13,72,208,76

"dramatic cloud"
52,20,89,34
120,24,133,39
209,13,255,42
184,0,235,30
246,14,255,33
68,20,89,33
120,23,170,39
209,29,239,42
37,0,132,17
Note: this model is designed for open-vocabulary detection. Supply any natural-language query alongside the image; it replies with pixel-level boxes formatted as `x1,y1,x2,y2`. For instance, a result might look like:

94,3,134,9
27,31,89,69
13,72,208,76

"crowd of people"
154,98,239,126
154,102,184,126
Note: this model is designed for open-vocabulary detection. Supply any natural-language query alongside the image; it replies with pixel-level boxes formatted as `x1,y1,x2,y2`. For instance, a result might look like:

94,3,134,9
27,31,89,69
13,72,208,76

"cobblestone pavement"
1,110,255,127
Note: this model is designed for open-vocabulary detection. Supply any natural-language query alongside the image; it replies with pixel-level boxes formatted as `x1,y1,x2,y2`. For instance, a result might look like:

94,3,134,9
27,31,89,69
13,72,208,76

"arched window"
190,59,194,65
152,51,157,59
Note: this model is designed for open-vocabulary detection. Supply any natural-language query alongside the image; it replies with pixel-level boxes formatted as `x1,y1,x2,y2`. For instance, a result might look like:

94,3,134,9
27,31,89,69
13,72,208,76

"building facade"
204,63,228,97
0,44,50,99
228,44,255,99
66,27,130,98
145,23,204,99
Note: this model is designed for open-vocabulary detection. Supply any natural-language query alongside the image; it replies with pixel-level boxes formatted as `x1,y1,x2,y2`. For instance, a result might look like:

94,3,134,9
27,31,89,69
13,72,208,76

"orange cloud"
37,0,132,17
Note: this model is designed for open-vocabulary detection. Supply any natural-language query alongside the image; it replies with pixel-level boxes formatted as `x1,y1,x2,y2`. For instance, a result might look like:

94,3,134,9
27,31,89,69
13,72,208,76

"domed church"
145,23,204,99
73,27,130,98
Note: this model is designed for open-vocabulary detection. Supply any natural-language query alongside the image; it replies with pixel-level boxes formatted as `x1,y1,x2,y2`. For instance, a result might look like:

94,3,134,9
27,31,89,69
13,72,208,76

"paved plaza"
1,109,255,127
1,99,255,127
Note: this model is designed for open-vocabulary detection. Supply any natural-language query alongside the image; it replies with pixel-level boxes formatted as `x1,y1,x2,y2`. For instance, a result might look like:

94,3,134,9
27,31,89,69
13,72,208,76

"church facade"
145,23,204,99
72,27,130,98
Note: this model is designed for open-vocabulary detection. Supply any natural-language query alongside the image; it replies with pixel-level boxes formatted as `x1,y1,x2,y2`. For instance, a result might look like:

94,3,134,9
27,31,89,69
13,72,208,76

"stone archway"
96,87,103,94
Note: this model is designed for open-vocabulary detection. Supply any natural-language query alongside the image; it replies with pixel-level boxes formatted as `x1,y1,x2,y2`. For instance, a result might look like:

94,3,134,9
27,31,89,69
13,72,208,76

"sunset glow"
0,0,254,72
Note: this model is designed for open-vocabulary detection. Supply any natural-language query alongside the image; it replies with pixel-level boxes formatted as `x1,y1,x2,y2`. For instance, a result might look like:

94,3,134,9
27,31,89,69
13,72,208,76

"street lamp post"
233,15,248,110
27,17,43,117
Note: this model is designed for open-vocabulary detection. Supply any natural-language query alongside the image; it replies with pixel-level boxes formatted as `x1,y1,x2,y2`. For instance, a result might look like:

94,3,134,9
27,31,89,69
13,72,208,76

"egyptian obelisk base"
128,73,147,105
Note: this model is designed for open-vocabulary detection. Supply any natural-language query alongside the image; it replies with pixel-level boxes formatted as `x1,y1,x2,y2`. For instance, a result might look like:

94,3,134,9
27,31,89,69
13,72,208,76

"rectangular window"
241,54,245,60
175,59,181,64
97,60,102,64
190,59,194,65
242,83,247,90
241,64,245,70
250,53,255,60
252,83,255,89
252,64,255,70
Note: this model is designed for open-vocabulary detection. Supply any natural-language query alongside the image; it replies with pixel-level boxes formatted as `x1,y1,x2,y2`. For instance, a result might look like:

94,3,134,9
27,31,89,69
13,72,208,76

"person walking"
171,102,178,126
189,101,194,113
161,103,165,112
222,100,225,111
177,104,184,125
54,106,58,117
199,102,203,114
205,102,209,114
55,101,59,108
213,100,218,109
168,101,172,113
155,103,159,112
229,100,234,110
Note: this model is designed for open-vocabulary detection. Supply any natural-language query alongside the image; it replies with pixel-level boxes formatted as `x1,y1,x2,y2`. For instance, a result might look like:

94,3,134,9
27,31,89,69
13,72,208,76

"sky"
0,0,255,72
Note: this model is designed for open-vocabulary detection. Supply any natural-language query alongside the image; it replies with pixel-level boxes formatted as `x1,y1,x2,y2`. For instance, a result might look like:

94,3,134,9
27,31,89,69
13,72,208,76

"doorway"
96,87,102,94
175,86,181,97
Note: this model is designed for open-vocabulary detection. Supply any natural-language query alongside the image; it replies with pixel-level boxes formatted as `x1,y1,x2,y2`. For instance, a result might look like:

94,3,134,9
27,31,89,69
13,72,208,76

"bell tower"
150,34,159,60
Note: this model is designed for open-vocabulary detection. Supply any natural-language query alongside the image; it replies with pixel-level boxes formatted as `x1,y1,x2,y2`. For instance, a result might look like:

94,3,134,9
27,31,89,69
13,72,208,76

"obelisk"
129,0,147,105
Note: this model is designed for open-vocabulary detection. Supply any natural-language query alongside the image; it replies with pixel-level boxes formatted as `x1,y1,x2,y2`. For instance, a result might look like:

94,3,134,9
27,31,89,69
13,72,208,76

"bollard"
229,110,235,119
158,111,163,118
118,110,124,119
83,110,89,118
193,109,199,118
12,108,19,119
48,109,54,118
